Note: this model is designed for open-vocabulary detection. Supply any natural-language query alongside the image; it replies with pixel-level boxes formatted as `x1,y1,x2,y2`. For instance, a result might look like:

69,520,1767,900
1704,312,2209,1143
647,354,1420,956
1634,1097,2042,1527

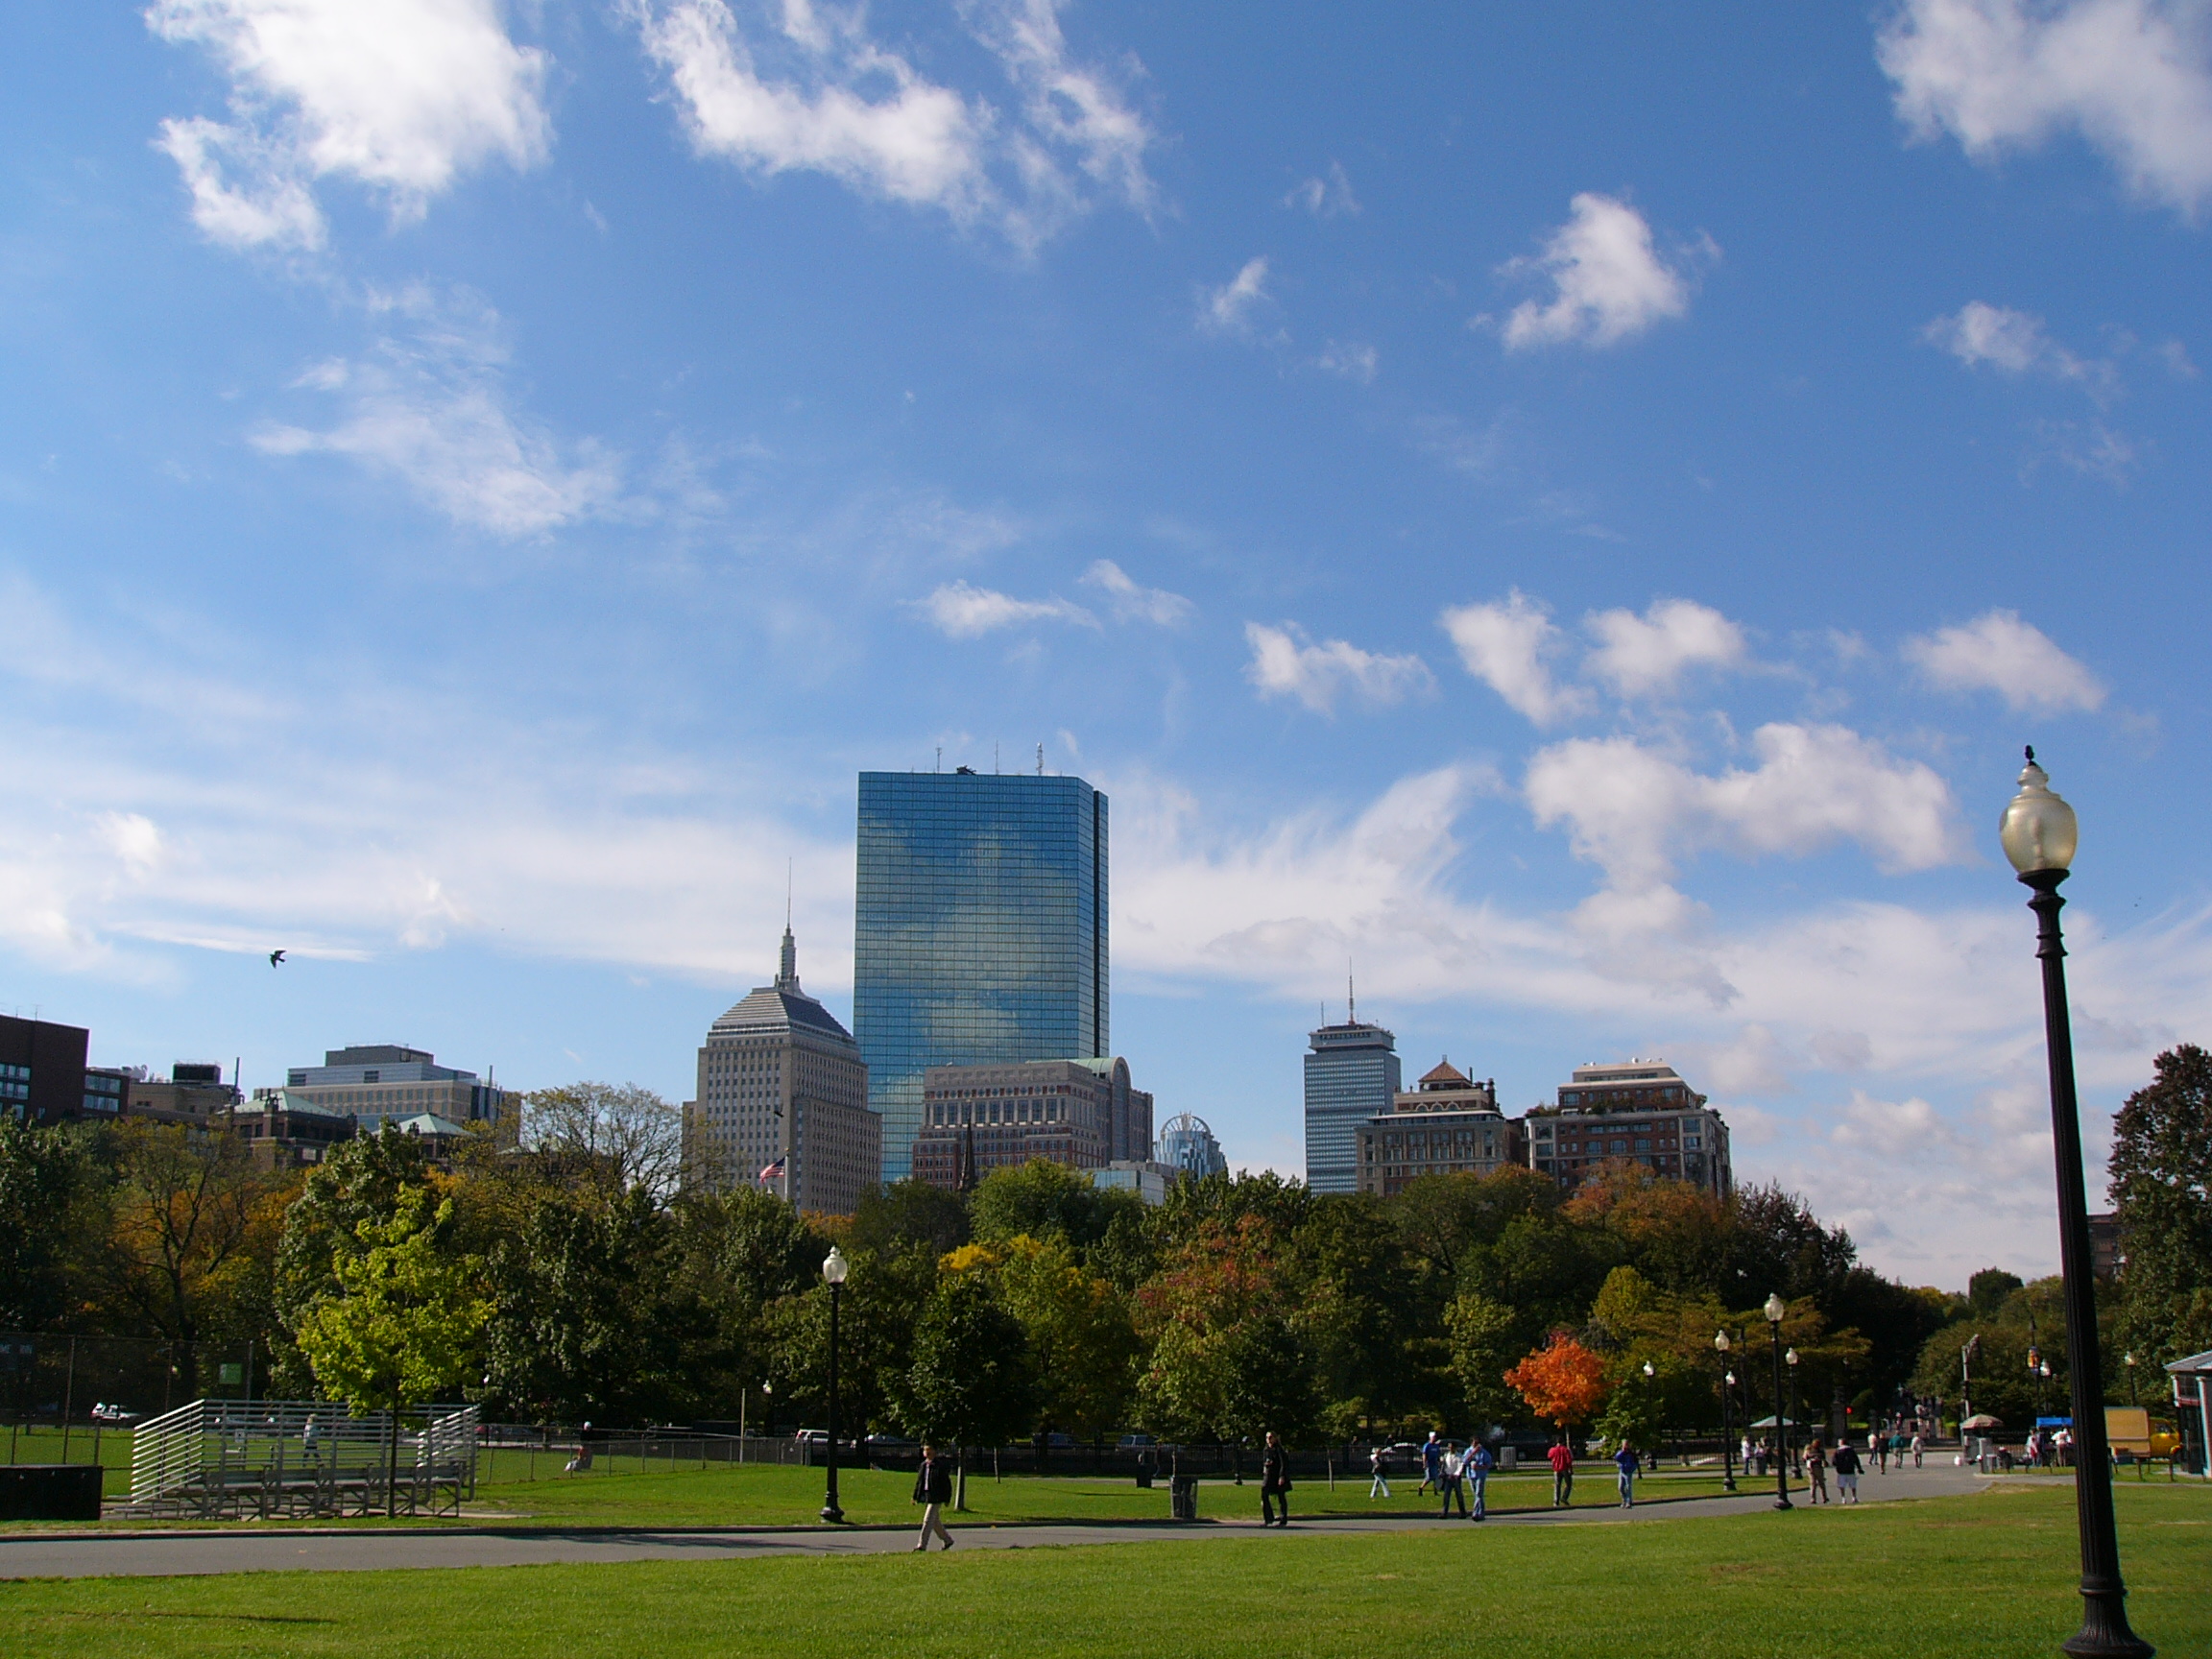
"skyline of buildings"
13,773,1742,1214
854,769,1109,1183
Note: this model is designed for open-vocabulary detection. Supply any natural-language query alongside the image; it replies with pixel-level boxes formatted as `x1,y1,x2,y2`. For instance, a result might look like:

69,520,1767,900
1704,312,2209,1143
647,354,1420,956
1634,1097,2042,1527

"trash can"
1169,1473,1199,1521
1498,1445,1518,1471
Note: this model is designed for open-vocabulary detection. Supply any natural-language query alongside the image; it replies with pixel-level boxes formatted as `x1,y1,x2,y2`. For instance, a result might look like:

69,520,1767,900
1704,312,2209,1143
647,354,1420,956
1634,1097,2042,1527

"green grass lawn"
4,1481,2207,1658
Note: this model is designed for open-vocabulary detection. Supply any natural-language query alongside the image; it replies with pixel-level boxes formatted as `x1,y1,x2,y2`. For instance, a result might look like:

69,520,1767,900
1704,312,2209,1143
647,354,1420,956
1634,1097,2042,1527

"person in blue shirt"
1419,1431,1442,1496
1465,1439,1494,1521
1613,1441,1639,1507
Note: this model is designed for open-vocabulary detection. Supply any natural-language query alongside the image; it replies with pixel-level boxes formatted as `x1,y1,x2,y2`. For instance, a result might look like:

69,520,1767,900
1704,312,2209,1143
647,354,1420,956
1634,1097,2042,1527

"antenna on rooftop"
935,745,942,773
1347,961,1356,1023
995,740,1000,774
1037,742,1044,776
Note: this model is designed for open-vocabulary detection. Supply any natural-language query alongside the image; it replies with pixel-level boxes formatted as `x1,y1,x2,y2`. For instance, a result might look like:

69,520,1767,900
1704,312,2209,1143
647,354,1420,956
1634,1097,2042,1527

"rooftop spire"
778,924,799,994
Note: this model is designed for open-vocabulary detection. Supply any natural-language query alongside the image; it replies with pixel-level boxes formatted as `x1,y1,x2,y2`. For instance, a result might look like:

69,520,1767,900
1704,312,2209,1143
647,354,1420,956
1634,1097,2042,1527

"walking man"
1805,1437,1830,1504
1831,1436,1862,1503
1439,1443,1468,1517
1368,1443,1391,1500
1548,1436,1575,1508
913,1444,955,1550
1911,1429,1925,1469
1260,1431,1292,1527
1466,1439,1493,1521
1613,1440,1638,1507
1419,1431,1442,1497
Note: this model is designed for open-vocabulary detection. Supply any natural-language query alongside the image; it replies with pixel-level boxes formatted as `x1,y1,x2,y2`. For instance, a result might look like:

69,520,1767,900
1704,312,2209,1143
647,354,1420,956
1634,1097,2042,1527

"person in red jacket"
1548,1437,1575,1508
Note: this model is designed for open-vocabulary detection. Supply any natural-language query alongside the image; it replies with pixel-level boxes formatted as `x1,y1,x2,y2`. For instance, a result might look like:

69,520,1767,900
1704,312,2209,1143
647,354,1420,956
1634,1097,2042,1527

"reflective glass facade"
855,771,1107,1181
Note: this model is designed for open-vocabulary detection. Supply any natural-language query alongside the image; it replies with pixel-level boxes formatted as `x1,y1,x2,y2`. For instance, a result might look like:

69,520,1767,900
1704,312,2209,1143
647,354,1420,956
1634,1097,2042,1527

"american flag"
758,1157,785,1183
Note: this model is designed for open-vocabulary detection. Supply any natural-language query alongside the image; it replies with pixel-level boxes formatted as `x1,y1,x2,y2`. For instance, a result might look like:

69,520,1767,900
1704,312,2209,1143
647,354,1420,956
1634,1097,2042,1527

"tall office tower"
1156,1112,1228,1180
689,927,878,1216
1303,1007,1401,1193
855,768,1108,1182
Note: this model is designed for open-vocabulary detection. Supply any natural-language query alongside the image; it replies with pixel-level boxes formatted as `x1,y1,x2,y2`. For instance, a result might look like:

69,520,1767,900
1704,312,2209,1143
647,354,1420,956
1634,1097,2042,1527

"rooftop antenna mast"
1348,961,1356,1024
935,745,942,773
995,740,1000,775
1036,742,1044,776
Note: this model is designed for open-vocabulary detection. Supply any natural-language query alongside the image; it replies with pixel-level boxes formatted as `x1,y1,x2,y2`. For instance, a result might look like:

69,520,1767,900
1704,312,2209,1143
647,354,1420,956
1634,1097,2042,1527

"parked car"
1044,1431,1076,1449
792,1429,828,1449
89,1403,141,1426
1117,1433,1155,1449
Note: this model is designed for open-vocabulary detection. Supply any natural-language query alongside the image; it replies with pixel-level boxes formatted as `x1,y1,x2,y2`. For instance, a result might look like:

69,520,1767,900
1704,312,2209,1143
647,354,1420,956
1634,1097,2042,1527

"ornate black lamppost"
820,1245,849,1524
1786,1347,1801,1476
1999,750,2152,1658
1716,1330,1738,1491
1764,1293,1791,1511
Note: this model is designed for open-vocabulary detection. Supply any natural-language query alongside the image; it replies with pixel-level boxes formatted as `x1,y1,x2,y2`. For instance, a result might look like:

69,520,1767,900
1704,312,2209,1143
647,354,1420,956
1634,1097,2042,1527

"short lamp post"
1786,1348,1801,1477
2125,1354,2139,1409
1999,749,2152,1658
820,1246,849,1525
1765,1293,1791,1511
1716,1331,1738,1492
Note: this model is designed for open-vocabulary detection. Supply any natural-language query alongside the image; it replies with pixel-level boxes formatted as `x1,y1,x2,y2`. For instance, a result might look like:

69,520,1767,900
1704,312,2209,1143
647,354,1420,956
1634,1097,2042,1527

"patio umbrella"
1960,1413,2004,1430
1747,1416,1799,1428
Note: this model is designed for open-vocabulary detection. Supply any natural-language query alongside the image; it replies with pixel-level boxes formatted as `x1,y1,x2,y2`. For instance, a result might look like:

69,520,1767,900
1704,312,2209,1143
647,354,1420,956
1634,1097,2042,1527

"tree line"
4,1047,2204,1445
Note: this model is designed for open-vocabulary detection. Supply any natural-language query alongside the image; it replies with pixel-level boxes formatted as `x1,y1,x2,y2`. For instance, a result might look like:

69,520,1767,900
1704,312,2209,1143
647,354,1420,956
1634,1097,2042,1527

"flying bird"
269,950,286,968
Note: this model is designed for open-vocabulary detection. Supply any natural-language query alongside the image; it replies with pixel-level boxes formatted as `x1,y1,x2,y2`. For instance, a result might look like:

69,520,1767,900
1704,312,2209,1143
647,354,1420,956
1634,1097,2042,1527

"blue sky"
6,0,2210,1286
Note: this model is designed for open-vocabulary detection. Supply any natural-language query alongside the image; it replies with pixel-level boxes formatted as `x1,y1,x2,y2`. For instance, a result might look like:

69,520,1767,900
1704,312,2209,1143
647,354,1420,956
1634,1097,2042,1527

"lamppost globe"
1715,1331,1731,1354
1764,1293,1787,1325
1786,1348,1798,1368
1725,1372,1735,1386
823,1246,850,1286
1999,751,2078,876
1644,1361,1656,1379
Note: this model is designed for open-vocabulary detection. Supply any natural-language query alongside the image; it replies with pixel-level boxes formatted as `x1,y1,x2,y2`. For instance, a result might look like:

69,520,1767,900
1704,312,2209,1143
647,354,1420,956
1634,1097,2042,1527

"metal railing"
123,1399,478,1519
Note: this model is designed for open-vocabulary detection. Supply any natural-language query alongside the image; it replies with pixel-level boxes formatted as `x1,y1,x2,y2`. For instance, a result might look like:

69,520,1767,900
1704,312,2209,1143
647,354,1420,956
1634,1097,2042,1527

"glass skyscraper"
1304,1014,1401,1194
855,769,1108,1182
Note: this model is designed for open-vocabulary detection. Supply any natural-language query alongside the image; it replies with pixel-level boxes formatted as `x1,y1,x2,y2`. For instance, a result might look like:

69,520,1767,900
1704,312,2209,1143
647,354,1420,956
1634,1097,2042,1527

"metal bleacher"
122,1398,479,1520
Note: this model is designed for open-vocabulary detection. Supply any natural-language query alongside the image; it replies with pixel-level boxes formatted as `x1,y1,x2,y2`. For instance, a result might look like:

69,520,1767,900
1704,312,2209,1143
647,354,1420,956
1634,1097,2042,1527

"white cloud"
250,288,622,536
1313,340,1379,383
148,0,551,249
1243,622,1432,715
1924,301,2119,398
1439,591,1593,726
1584,598,1747,698
1903,610,2107,711
1525,724,1960,890
1082,560,1191,625
1284,159,1358,217
918,580,1095,637
1501,193,1700,350
1199,256,1272,335
1877,0,2212,216
632,0,1153,249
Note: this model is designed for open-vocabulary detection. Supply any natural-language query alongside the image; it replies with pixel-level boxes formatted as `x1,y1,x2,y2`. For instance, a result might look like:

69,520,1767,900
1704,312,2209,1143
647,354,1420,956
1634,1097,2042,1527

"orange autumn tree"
1503,1333,1610,1434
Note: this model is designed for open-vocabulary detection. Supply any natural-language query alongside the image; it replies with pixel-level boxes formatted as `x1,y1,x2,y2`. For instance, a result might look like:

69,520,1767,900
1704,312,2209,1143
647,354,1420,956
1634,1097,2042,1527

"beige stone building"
686,927,878,1216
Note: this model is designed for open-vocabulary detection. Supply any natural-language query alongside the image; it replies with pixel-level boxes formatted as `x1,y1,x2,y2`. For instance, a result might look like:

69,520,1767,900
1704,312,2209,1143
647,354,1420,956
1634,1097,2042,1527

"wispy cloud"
1903,610,2107,711
250,287,622,536
1501,193,1707,350
148,0,552,251
1313,340,1379,383
1243,622,1432,714
1284,160,1358,217
1924,301,2120,400
1082,560,1191,625
918,580,1095,637
1878,0,2212,218
631,0,1155,251
1199,256,1273,335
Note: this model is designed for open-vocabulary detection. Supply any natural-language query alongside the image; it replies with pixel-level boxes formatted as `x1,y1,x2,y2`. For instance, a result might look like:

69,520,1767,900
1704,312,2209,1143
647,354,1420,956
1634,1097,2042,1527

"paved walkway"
0,1462,1987,1579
